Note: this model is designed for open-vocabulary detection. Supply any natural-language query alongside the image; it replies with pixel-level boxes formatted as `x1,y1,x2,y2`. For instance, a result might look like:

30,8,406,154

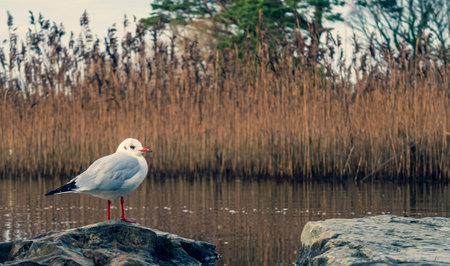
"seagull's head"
117,138,151,156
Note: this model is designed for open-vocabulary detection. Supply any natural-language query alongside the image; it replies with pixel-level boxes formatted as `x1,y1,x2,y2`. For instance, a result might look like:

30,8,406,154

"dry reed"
0,13,448,180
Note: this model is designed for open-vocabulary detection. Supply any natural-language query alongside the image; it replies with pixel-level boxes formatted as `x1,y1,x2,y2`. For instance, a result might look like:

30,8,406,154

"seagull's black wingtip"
45,180,77,196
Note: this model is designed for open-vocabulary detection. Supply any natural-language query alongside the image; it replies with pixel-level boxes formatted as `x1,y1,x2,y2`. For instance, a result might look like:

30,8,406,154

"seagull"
45,138,151,222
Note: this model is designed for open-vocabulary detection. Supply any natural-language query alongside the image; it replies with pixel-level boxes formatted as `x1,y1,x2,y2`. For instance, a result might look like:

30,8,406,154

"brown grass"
0,15,448,180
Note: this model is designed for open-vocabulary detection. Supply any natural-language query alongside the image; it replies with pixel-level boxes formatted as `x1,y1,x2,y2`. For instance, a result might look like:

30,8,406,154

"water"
0,176,449,265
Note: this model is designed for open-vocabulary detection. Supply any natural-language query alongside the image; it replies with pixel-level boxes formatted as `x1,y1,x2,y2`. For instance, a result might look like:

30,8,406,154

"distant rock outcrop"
0,220,219,265
297,215,450,265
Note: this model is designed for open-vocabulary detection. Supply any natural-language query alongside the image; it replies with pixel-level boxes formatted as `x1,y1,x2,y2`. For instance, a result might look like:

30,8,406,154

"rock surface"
0,220,219,265
297,215,450,265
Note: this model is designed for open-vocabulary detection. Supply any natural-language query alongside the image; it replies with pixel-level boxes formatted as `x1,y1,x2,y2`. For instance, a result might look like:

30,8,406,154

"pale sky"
1,0,152,40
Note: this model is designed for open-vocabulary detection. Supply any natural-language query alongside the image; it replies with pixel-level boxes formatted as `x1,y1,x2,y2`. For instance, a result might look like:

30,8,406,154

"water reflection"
0,177,449,265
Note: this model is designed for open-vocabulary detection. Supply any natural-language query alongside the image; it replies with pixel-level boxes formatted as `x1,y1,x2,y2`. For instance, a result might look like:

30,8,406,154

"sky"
1,0,152,40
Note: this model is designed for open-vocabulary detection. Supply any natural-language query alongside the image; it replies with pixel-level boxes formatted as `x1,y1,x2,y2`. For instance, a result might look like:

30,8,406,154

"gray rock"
297,215,450,265
0,220,219,265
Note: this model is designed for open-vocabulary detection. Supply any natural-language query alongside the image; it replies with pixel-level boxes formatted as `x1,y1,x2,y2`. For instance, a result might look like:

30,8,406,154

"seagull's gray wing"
74,152,140,191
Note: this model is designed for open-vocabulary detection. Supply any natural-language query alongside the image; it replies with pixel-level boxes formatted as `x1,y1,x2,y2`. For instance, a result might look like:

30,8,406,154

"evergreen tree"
143,0,345,53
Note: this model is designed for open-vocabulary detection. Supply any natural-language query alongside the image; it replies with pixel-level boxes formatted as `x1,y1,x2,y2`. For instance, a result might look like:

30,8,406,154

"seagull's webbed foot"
120,217,136,223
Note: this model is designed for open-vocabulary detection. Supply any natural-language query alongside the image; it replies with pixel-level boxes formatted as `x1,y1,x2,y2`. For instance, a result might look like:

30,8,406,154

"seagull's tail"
45,180,77,196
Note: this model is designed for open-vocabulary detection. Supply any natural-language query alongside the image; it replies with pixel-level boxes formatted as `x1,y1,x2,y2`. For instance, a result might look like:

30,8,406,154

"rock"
0,220,219,265
297,215,450,265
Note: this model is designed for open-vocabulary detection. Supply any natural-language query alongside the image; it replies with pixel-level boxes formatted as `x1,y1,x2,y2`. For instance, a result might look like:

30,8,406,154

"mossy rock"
0,220,218,265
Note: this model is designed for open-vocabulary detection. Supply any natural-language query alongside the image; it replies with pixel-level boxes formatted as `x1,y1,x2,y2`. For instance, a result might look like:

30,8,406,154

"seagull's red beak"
139,148,151,153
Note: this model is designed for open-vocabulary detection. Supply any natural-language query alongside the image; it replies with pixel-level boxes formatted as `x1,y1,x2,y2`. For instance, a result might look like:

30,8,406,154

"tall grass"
0,13,448,180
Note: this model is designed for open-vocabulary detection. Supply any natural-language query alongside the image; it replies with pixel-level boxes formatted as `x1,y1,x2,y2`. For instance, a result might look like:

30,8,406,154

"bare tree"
350,0,449,57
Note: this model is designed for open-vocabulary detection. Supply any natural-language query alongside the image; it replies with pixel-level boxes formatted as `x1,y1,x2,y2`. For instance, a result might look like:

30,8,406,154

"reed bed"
0,14,448,180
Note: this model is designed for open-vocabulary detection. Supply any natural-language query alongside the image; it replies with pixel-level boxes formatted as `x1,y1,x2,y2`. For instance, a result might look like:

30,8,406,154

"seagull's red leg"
120,196,135,223
107,200,111,220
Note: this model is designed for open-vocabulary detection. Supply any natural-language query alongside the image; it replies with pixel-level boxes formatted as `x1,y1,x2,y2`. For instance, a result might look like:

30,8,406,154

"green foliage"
143,0,345,52
217,0,297,49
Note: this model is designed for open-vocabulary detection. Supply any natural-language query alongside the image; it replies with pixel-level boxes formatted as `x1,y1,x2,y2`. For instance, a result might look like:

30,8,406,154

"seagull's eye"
124,146,127,150
130,145,135,149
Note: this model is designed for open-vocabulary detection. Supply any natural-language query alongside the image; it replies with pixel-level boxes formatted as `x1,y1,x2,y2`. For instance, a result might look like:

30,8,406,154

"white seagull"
46,138,151,222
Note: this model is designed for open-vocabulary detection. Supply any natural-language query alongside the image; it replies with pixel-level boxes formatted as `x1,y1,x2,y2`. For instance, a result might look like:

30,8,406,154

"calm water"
0,177,449,265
